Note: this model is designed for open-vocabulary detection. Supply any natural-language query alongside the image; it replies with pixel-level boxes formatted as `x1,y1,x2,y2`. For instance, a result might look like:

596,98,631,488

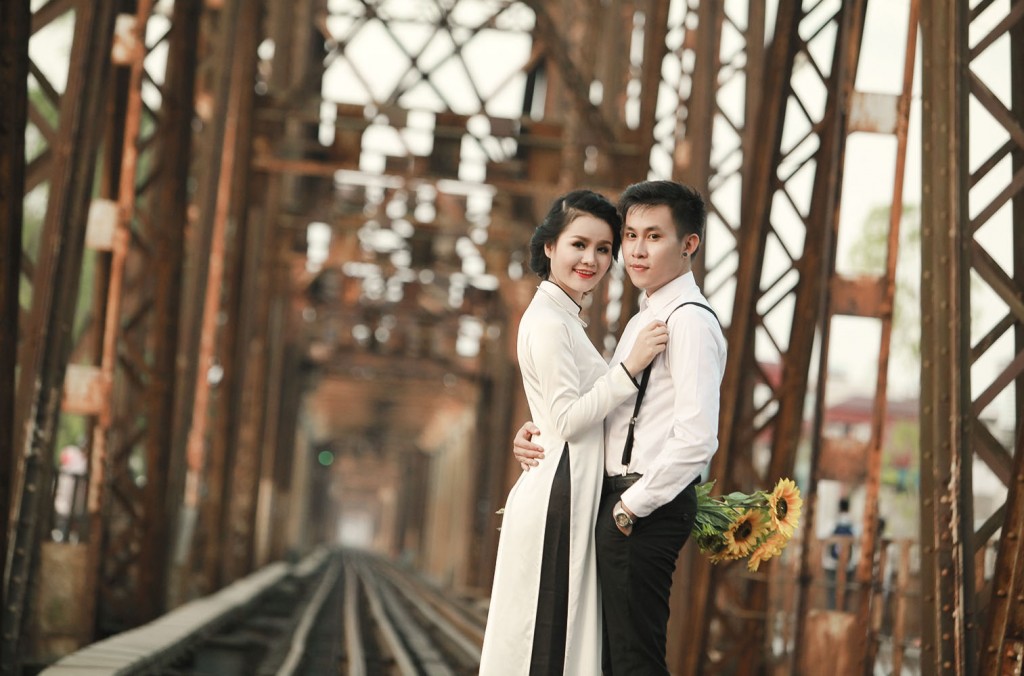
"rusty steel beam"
0,2,29,633
974,0,1024,671
682,1,803,671
199,0,265,587
684,0,884,671
216,0,315,586
673,0,723,194
165,0,244,602
981,428,1024,672
520,0,618,147
854,3,920,671
755,4,867,672
0,0,119,671
85,0,155,634
130,0,201,622
920,1,977,673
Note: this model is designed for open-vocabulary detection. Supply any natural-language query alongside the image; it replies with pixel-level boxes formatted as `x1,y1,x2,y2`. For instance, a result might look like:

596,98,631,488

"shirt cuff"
619,362,640,388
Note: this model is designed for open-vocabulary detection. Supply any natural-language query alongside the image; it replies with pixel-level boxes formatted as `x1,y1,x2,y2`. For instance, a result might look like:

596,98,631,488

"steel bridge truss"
2,1,1022,675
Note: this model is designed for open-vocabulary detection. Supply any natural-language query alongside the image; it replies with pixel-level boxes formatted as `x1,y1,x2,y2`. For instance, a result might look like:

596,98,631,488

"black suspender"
619,301,719,467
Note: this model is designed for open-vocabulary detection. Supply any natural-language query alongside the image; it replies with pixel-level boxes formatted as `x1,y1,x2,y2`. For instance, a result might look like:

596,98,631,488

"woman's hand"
621,320,669,377
513,421,544,471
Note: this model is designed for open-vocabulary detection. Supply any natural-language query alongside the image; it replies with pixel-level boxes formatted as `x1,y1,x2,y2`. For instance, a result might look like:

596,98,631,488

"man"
513,180,727,675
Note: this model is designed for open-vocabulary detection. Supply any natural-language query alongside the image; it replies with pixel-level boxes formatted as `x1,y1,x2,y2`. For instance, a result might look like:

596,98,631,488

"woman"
479,190,667,674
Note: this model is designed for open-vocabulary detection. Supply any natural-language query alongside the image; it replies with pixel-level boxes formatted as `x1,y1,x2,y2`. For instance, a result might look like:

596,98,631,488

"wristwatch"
613,501,634,529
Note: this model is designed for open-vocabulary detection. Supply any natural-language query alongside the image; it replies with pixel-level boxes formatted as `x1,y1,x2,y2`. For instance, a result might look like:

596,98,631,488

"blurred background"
1,0,1021,674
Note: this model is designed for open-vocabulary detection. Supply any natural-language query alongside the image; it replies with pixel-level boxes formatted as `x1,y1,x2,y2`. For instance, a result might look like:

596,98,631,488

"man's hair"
617,180,707,255
529,189,622,279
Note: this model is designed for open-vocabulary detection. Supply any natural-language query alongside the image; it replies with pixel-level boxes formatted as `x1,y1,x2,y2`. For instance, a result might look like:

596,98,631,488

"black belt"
604,473,643,493
603,474,701,494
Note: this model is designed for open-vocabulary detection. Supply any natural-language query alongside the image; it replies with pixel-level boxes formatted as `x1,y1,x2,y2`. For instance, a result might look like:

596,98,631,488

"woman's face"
544,213,615,304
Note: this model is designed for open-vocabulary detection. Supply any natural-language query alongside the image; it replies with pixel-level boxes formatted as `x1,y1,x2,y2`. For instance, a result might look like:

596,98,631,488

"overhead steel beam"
0,0,119,671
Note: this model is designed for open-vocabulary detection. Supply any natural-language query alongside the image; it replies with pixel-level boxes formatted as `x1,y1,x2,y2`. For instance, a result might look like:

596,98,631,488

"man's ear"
683,233,700,256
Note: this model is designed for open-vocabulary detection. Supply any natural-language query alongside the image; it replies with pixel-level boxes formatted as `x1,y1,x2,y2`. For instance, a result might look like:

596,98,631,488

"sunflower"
768,478,803,539
723,509,767,559
746,531,787,572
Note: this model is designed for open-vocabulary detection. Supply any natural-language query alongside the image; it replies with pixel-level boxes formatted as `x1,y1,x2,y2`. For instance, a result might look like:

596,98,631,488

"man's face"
621,204,690,295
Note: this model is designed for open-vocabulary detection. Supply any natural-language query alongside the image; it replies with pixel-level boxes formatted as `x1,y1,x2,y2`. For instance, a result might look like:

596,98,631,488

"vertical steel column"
980,0,1024,668
85,0,154,633
218,0,315,584
853,3,919,670
920,1,976,673
167,0,243,600
0,2,29,631
0,1,118,671
682,2,801,671
203,8,265,571
673,0,723,199
685,0,876,670
137,0,201,618
981,429,1024,672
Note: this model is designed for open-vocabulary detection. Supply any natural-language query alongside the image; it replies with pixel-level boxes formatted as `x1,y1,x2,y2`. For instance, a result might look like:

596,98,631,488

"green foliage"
847,204,921,363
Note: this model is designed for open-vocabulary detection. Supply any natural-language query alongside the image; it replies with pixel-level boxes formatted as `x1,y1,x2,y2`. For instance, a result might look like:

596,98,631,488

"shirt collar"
638,271,697,317
538,280,587,326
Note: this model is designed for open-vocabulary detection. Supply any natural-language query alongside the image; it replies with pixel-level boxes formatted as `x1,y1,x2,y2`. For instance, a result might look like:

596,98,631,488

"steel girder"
0,4,30,642
182,0,263,591
922,0,1024,673
676,0,926,672
1,0,119,671
85,0,202,635
651,3,769,670
196,0,269,587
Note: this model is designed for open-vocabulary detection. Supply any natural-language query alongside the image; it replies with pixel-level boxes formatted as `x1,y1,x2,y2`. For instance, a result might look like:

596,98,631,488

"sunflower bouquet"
693,478,803,572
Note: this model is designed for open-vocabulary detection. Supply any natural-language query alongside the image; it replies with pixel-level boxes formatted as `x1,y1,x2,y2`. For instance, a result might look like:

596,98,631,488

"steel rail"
275,556,342,676
343,561,367,676
40,548,332,675
354,560,420,675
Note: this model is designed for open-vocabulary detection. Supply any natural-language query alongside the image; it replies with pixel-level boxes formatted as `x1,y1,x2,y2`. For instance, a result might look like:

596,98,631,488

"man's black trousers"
595,482,698,675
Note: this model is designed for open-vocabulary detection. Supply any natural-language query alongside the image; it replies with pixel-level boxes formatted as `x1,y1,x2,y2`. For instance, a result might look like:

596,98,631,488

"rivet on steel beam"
943,662,952,669
996,589,1007,597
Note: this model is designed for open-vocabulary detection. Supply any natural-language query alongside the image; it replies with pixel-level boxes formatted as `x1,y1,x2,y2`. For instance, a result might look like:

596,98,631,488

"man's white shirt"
604,271,728,517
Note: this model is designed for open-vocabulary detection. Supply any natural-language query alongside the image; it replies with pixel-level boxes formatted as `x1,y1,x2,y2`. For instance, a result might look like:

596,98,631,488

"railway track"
41,549,486,675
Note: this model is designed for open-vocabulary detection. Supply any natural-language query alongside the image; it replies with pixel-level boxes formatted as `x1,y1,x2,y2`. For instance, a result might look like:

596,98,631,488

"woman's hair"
528,189,622,279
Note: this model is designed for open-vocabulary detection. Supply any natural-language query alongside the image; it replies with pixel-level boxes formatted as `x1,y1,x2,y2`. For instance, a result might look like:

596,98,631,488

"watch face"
615,512,631,528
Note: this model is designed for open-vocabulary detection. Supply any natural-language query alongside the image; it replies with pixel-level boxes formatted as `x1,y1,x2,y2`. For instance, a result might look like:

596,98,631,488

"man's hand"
513,421,544,471
615,500,637,537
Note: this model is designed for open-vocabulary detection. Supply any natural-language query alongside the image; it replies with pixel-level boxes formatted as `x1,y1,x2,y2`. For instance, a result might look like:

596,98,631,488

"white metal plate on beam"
85,199,118,251
62,364,105,417
111,14,139,66
849,91,899,135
